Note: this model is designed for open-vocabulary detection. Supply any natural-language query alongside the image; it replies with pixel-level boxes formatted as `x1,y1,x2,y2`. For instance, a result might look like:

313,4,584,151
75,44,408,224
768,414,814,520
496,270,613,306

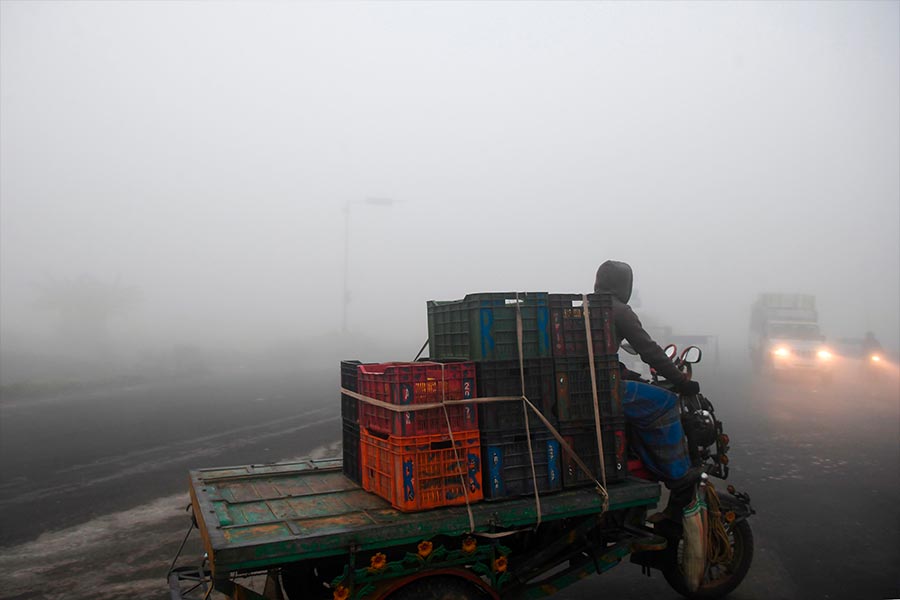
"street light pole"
342,200,351,334
342,197,396,335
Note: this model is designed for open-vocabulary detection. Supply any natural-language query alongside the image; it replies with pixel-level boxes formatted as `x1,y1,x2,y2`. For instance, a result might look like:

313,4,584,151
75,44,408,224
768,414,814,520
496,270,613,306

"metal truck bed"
189,458,661,575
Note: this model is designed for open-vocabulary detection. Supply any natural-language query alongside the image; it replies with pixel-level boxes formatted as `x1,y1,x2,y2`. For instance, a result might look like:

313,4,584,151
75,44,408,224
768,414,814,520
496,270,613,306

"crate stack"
548,293,628,486
342,292,626,511
340,360,363,484
355,361,483,512
427,293,562,499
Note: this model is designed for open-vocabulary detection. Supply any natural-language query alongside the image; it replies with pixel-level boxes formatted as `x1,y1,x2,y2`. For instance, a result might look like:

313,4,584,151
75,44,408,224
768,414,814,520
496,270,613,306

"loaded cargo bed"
189,457,661,575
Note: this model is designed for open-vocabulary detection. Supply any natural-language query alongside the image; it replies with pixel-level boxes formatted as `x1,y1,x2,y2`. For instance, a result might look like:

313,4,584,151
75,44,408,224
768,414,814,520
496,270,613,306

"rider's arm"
616,304,687,384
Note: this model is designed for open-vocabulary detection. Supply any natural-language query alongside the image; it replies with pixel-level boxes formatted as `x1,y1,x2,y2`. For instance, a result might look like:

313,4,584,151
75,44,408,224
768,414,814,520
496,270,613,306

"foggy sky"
1,1,898,366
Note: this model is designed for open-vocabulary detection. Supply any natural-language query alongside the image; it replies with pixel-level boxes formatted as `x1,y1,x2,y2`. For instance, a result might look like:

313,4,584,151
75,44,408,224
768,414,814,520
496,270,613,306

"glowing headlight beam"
817,349,833,360
773,347,790,357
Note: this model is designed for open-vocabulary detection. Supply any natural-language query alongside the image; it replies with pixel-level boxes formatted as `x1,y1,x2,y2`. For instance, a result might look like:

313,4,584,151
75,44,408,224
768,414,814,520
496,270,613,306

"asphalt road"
557,361,900,600
0,359,897,600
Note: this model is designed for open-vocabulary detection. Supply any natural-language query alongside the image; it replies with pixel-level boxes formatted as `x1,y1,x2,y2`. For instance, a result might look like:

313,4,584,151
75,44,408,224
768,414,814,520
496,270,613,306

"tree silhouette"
33,275,140,357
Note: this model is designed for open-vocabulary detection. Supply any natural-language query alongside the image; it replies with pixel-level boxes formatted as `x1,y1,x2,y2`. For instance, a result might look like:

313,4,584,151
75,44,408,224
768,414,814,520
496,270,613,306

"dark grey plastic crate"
482,431,561,500
342,418,361,484
476,358,557,435
341,359,362,423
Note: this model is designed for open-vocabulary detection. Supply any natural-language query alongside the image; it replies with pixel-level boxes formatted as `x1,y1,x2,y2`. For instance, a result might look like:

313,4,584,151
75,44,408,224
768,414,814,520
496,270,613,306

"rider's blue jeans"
622,381,691,483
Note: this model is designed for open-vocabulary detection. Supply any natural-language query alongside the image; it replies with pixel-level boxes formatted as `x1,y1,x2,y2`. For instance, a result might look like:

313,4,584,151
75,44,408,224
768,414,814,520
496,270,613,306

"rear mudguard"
716,488,756,523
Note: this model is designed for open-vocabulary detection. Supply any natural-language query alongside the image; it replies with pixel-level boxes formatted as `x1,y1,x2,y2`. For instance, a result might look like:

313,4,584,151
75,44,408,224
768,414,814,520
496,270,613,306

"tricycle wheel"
661,519,754,599
386,574,491,600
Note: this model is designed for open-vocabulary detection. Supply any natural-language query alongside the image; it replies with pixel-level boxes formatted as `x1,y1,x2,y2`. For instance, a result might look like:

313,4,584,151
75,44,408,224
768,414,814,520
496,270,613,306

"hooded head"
594,260,634,304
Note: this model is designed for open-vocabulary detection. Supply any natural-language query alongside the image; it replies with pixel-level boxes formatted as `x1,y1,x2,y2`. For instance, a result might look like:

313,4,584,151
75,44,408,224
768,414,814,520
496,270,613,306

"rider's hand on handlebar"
676,379,700,395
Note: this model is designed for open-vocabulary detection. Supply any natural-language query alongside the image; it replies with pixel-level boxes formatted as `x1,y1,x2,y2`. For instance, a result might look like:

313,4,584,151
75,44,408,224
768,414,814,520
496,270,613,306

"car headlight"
773,347,790,357
817,349,833,360
870,354,881,363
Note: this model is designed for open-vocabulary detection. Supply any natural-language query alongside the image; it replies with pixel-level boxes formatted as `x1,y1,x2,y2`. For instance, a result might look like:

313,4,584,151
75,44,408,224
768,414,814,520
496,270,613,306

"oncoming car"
749,294,834,381
763,322,836,378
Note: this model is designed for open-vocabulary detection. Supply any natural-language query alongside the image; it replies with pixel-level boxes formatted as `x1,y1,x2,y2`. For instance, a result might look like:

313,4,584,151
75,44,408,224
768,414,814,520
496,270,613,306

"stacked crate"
357,362,478,436
427,293,561,499
548,293,628,485
360,430,482,512
427,292,553,362
356,361,483,511
341,360,363,484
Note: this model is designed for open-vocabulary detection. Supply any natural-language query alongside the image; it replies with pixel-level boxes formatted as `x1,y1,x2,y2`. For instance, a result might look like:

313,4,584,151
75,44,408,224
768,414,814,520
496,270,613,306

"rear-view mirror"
682,346,702,364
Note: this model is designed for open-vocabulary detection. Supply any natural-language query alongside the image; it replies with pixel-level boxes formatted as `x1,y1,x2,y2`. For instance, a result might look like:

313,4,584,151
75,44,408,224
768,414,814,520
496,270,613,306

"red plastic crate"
549,294,618,357
360,429,483,512
360,401,478,437
357,361,478,436
358,361,476,405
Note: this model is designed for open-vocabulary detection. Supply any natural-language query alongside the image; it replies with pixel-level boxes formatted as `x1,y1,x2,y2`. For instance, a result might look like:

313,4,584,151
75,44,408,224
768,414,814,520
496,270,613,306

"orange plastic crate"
360,429,483,512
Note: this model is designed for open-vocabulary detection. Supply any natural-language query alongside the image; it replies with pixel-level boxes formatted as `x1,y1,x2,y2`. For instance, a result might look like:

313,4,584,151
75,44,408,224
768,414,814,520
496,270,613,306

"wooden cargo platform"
189,458,661,575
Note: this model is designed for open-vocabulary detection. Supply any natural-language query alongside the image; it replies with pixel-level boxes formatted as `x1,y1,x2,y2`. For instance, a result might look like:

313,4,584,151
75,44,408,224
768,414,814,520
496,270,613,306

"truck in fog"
749,293,834,379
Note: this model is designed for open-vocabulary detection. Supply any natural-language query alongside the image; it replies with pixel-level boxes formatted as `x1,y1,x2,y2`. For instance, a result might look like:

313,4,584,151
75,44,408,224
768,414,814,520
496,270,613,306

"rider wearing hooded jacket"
595,260,700,394
594,260,698,508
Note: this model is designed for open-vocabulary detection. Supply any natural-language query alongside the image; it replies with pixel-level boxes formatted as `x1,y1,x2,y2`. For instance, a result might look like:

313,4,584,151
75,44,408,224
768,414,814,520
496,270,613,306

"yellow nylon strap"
345,387,608,508
340,388,523,411
516,292,542,529
438,361,477,533
344,296,611,526
441,404,477,532
582,294,609,511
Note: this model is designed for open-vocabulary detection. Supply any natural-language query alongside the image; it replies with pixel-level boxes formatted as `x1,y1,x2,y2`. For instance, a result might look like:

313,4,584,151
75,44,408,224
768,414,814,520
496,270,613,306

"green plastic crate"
427,292,551,361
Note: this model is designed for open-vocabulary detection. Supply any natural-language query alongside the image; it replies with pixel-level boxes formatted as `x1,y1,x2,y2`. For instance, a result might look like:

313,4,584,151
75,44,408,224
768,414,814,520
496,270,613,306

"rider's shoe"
666,466,704,492
649,471,703,524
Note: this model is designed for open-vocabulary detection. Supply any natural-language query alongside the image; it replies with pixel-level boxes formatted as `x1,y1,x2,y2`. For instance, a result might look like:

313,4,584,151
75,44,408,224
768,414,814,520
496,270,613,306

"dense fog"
2,2,898,387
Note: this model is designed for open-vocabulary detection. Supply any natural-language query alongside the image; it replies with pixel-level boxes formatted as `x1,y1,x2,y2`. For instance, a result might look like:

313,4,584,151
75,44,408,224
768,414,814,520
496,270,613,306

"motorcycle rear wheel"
661,519,754,599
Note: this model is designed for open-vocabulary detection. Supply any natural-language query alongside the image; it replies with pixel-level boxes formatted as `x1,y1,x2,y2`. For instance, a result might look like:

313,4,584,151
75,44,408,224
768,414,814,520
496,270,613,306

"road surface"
0,359,897,599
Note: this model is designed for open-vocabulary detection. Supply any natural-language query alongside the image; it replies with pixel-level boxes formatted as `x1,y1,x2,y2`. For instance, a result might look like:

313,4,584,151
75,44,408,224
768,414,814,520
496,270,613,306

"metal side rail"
169,565,287,600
